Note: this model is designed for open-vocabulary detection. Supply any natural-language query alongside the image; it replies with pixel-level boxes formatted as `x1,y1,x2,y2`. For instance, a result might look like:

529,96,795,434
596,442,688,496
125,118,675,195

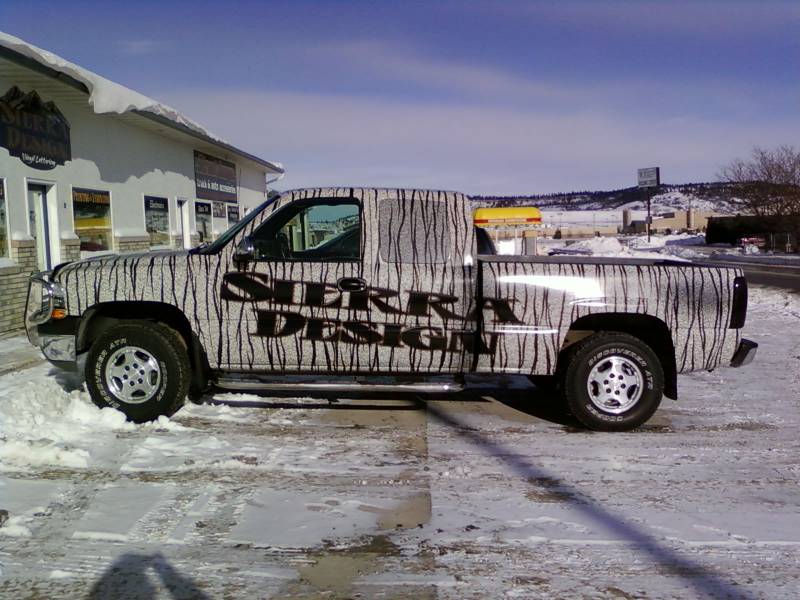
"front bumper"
40,334,76,362
36,318,81,371
731,338,758,367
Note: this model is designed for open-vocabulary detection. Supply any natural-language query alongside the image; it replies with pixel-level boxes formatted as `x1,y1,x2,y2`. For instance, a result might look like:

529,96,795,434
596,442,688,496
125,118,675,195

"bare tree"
718,146,800,216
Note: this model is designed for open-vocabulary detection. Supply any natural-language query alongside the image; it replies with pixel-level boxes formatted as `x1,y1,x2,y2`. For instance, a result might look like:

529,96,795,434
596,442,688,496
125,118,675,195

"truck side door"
219,195,371,371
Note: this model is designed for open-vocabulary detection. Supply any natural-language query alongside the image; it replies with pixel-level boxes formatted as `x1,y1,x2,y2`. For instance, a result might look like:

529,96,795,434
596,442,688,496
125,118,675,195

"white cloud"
301,38,794,119
157,88,800,194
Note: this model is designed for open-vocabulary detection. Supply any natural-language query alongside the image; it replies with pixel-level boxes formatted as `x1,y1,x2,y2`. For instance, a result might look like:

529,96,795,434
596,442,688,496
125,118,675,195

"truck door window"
251,200,361,261
377,197,450,264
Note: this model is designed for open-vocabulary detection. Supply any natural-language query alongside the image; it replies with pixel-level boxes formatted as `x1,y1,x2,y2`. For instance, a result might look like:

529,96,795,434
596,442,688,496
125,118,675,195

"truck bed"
476,255,742,376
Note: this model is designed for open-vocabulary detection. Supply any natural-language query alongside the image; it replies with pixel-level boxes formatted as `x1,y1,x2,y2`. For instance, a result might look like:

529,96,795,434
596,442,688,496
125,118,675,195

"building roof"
0,31,284,174
474,206,542,227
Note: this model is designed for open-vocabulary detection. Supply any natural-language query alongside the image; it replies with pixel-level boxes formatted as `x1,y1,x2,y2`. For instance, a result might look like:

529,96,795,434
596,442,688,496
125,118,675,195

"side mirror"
234,236,255,263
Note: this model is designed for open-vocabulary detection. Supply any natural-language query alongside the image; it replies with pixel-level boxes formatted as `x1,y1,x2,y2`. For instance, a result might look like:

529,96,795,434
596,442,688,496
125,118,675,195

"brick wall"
114,236,151,253
0,240,37,335
60,238,81,263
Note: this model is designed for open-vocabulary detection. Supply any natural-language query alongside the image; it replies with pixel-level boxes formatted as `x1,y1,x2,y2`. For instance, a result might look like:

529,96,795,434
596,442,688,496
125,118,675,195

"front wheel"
85,322,189,423
561,332,664,431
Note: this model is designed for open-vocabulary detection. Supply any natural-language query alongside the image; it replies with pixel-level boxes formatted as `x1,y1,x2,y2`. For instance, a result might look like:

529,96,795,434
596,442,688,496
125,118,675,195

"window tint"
475,227,496,255
72,188,111,252
195,202,212,243
378,197,449,264
144,196,170,247
252,200,360,261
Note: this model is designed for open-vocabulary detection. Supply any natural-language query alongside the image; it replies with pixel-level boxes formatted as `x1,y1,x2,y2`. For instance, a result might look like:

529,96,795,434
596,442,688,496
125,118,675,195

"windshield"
192,196,278,254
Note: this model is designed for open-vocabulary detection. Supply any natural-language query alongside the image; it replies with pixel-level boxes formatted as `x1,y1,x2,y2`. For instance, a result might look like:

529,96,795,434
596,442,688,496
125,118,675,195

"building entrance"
27,183,52,270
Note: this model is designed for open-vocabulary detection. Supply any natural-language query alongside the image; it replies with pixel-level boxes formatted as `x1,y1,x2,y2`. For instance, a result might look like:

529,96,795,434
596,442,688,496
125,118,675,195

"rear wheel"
85,322,189,423
561,332,664,431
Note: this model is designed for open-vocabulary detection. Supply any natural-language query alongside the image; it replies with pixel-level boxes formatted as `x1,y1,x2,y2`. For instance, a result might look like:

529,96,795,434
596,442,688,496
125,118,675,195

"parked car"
736,235,767,248
26,188,757,431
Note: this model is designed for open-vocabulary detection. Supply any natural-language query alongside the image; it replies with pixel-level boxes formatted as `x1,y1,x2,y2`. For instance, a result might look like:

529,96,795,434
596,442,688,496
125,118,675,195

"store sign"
144,195,168,212
194,150,237,203
195,202,211,216
0,86,71,170
73,188,110,206
227,205,240,223
212,201,226,218
637,167,660,188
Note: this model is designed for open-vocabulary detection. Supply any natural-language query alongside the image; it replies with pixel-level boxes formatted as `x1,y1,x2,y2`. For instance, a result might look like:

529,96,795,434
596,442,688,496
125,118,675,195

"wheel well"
561,313,678,400
78,301,210,394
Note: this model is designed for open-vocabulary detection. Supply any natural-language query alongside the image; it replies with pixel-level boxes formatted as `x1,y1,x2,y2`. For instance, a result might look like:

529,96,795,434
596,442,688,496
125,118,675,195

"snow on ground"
0,286,799,598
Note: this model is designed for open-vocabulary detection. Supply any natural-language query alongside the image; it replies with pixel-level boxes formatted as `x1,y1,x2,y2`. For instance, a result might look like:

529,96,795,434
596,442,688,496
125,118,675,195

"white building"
0,32,283,334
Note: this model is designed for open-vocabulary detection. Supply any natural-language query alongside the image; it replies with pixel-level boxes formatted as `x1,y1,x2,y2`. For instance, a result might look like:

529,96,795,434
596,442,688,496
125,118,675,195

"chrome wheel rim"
586,355,644,414
104,346,161,404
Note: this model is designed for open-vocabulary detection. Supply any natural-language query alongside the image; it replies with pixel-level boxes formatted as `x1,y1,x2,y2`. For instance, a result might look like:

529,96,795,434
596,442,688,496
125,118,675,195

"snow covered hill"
473,182,743,215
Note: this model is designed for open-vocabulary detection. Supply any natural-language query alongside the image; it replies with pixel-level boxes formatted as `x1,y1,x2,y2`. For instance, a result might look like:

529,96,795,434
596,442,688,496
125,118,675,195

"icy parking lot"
0,287,799,599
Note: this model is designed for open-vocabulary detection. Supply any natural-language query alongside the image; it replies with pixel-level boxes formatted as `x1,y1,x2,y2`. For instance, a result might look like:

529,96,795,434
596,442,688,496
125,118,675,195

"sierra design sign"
221,273,522,354
0,86,71,170
194,150,237,203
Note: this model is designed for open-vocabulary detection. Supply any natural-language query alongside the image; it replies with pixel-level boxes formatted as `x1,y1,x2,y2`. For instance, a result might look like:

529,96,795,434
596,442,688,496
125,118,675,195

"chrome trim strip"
215,380,463,393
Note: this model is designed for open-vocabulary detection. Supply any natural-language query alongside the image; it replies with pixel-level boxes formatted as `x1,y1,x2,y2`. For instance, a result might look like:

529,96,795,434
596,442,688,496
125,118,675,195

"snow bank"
628,233,706,249
559,237,692,262
0,366,179,470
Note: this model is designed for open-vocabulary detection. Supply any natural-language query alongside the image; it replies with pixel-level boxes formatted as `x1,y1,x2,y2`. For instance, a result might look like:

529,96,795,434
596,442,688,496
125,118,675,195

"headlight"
25,272,67,343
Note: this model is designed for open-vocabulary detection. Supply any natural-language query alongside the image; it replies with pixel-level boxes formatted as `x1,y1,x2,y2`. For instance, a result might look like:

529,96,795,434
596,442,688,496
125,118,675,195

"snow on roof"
0,31,283,173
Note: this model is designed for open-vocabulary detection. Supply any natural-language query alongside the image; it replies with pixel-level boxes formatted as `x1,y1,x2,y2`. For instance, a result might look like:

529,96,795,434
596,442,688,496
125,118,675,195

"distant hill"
471,182,745,214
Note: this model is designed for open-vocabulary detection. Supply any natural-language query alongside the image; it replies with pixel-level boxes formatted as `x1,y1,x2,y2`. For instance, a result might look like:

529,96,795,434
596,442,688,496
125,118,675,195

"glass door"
28,184,51,271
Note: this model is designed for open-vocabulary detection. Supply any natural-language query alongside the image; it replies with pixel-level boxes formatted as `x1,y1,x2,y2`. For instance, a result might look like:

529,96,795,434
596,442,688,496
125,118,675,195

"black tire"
560,332,664,432
84,321,189,423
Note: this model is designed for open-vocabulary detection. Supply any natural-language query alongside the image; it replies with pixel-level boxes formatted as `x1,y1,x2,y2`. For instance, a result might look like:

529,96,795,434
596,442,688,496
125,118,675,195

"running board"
213,373,464,394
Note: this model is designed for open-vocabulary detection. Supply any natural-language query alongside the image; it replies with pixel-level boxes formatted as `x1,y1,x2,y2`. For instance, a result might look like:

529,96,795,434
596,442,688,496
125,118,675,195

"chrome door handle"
337,277,367,292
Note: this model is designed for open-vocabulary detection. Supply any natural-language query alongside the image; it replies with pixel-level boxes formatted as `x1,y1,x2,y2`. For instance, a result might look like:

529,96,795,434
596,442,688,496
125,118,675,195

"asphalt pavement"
708,261,800,292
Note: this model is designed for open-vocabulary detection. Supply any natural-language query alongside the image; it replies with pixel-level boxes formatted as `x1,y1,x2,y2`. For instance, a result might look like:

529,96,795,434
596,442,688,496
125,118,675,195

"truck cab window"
251,200,361,261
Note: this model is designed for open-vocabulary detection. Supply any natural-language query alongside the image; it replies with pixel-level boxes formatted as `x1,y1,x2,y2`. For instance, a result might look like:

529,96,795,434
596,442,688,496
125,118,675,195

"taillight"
730,276,747,329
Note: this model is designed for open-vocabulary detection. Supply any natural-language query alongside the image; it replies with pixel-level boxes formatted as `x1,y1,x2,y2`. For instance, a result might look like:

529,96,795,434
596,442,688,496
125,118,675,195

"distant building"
624,209,721,234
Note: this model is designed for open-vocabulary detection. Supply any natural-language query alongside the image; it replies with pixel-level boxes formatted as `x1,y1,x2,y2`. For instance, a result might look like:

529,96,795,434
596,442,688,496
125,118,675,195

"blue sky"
2,0,798,194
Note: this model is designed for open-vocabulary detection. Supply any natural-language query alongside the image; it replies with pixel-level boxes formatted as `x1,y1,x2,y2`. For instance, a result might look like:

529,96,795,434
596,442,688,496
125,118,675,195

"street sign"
637,167,660,188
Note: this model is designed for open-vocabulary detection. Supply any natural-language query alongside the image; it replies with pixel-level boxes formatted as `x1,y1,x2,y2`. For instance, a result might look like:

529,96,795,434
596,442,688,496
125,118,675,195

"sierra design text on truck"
25,188,757,431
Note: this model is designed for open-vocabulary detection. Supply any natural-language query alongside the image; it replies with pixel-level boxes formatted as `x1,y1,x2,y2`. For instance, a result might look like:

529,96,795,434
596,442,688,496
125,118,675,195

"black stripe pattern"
55,188,741,376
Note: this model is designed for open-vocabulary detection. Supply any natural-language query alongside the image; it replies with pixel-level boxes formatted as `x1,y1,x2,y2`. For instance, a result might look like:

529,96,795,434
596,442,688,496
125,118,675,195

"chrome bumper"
731,338,758,368
40,334,76,362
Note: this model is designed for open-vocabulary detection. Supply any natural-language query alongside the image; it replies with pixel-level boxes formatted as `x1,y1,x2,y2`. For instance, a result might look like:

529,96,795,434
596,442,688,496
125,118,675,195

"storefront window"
144,196,170,247
195,201,212,243
73,188,111,252
0,180,7,258
212,201,227,233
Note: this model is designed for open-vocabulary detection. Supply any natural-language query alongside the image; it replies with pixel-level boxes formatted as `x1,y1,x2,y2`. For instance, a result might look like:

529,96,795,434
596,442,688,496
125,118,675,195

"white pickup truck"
26,187,756,431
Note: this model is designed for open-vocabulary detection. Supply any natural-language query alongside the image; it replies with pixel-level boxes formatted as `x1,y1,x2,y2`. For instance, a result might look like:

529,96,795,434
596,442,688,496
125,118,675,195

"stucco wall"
0,62,271,333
